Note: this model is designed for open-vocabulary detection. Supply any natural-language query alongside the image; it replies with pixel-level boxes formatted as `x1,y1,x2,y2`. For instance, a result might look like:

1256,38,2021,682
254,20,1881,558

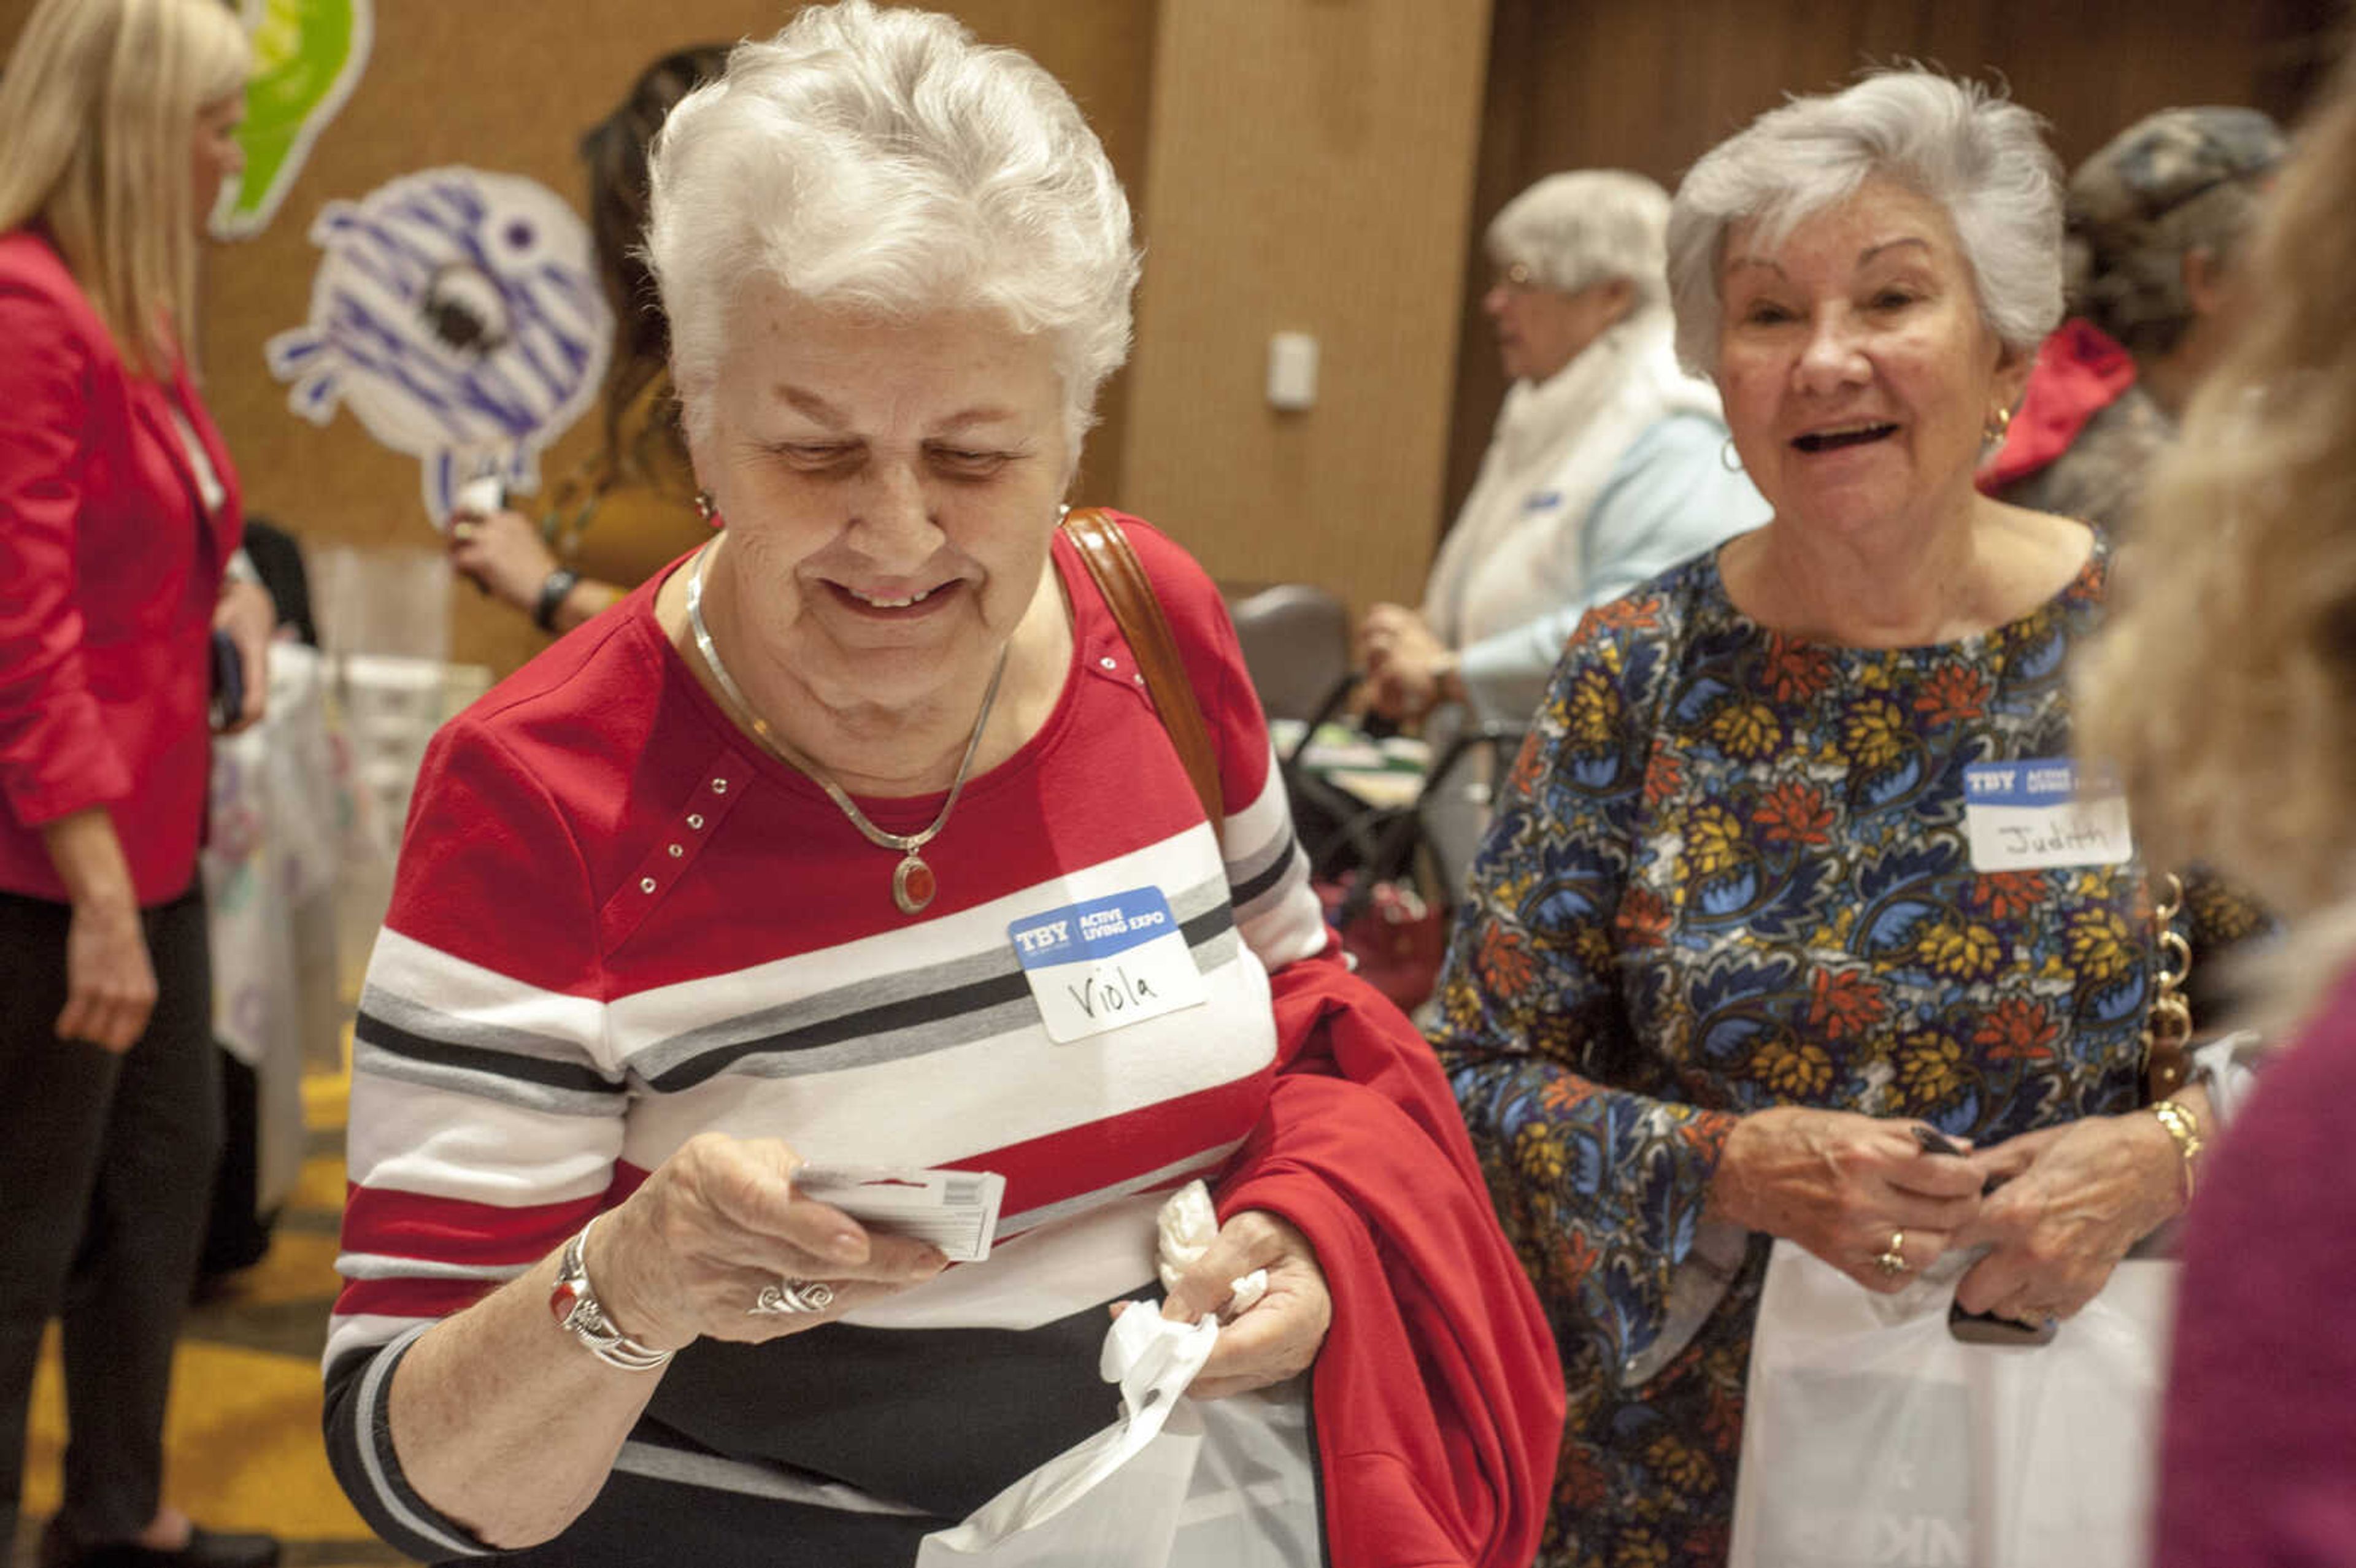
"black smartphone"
1915,1122,2012,1195
1918,1124,2055,1343
1949,1298,2057,1346
1911,1124,1968,1157
208,627,244,731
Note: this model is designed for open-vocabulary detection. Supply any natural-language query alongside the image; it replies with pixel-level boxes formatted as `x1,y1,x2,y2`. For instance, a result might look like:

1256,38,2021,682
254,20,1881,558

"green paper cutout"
214,0,372,239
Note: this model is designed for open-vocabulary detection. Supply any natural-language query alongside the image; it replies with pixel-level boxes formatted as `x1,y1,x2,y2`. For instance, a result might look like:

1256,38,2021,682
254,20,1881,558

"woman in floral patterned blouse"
1430,70,2262,1567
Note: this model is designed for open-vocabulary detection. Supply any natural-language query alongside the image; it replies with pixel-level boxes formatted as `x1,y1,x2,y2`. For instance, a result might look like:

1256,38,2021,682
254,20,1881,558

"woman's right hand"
586,1133,949,1351
56,896,156,1053
1704,1105,1985,1292
448,507,560,616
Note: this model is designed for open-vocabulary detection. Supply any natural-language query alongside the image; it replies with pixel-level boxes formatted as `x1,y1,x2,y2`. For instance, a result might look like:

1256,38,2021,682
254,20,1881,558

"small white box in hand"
793,1166,1007,1262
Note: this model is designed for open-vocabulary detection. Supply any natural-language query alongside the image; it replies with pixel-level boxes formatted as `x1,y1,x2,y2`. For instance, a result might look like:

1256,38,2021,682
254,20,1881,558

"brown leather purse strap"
1059,507,1225,825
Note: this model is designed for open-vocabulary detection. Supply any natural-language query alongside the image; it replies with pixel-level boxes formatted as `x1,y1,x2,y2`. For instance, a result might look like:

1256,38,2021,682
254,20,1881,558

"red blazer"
0,227,242,907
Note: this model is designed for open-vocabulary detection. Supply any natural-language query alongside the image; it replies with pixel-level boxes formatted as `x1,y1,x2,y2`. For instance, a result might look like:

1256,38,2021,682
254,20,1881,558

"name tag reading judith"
1009,888,1207,1043
1963,759,2133,872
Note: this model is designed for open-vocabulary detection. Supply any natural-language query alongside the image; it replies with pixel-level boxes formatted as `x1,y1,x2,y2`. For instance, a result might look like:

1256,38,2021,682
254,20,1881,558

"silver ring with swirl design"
749,1278,837,1316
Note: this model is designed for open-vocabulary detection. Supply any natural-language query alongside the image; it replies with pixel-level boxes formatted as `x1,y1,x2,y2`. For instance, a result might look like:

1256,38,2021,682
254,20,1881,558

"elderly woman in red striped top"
320,6,1559,1566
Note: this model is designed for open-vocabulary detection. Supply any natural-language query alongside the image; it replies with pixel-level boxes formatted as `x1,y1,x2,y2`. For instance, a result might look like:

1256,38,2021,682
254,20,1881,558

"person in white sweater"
1361,171,1769,728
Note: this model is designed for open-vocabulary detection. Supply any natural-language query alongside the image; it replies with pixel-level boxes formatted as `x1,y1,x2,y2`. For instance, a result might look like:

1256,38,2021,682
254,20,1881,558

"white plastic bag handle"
920,1305,1218,1556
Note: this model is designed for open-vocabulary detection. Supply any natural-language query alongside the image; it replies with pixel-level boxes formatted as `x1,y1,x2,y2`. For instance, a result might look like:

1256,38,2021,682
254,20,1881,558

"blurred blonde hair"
0,0,251,375
2079,50,2356,934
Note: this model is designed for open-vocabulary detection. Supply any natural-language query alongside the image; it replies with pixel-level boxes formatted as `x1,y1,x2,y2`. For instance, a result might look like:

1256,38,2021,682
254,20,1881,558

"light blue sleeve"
1455,413,1769,725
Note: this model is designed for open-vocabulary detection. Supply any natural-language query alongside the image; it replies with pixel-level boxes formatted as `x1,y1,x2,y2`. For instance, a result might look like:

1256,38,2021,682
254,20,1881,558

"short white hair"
645,0,1139,450
1666,70,2063,376
1487,170,1672,309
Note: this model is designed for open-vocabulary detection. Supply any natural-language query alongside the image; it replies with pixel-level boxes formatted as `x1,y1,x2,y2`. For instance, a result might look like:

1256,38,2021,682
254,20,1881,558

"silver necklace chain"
685,542,1009,872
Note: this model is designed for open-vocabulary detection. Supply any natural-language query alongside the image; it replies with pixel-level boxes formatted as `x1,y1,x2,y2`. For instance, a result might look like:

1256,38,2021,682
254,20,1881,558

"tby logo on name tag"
1008,887,1208,1043
1963,759,2133,872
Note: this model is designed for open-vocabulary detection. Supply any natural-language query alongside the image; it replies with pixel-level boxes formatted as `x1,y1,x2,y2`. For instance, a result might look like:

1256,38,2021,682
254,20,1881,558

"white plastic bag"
1167,1378,1322,1564
1730,1240,2174,1568
915,1304,1217,1568
917,1179,1323,1568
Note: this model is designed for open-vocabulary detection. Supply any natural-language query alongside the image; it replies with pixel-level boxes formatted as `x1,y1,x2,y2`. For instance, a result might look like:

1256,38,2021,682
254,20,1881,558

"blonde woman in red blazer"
0,2,279,1564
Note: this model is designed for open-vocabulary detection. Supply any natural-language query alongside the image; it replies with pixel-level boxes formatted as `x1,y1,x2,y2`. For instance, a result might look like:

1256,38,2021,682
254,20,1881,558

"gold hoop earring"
1719,437,1744,474
1984,405,2014,448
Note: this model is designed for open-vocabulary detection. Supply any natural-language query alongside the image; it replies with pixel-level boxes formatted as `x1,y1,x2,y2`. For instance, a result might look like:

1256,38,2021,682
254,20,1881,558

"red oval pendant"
892,855,936,915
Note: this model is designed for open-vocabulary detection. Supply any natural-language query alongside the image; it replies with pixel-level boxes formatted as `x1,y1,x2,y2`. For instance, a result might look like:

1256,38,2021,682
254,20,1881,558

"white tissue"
448,474,503,525
1153,1180,1268,1316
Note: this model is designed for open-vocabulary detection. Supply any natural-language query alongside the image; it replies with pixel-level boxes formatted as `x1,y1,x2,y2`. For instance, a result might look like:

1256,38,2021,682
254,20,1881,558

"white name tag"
1008,887,1208,1043
1963,759,2133,872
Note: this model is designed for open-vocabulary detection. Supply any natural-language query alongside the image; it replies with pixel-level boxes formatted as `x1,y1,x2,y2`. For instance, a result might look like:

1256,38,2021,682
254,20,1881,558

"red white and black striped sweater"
323,517,1561,1566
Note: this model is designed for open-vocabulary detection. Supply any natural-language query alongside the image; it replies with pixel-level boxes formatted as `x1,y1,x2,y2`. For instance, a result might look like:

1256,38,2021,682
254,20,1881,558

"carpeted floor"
12,1067,414,1568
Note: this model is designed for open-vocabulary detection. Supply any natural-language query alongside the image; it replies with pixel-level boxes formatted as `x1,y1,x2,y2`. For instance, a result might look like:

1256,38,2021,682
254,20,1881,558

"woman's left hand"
212,577,274,734
1953,1112,2184,1325
1155,1208,1331,1400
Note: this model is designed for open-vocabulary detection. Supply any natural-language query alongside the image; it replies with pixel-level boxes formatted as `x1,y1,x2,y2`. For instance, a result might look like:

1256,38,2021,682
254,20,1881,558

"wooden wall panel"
1442,0,2352,546
1117,0,1494,614
1,0,1157,675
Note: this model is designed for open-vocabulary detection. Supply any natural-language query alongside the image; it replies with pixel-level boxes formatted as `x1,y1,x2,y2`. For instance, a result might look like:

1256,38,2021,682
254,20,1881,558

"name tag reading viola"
1009,887,1208,1043
1963,759,2134,872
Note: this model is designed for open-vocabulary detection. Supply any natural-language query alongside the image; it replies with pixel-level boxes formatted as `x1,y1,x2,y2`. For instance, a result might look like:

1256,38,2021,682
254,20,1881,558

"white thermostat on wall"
1266,331,1319,412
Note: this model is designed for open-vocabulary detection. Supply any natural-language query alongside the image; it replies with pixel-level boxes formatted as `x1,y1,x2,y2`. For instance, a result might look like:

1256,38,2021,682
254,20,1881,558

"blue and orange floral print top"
1430,538,2263,1567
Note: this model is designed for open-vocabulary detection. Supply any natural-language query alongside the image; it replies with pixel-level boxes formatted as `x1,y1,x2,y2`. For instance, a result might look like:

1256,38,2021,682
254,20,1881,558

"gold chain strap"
2142,872,2195,1101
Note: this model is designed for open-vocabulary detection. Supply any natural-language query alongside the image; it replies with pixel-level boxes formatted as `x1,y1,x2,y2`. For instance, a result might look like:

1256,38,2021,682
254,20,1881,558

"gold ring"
452,520,479,544
1874,1229,1908,1277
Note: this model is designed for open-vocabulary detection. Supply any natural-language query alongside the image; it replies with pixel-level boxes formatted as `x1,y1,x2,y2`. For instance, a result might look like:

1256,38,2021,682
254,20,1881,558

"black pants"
0,888,221,1547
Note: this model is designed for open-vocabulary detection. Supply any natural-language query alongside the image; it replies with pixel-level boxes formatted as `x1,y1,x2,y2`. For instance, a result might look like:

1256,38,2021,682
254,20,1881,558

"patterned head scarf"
2065,106,2285,353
